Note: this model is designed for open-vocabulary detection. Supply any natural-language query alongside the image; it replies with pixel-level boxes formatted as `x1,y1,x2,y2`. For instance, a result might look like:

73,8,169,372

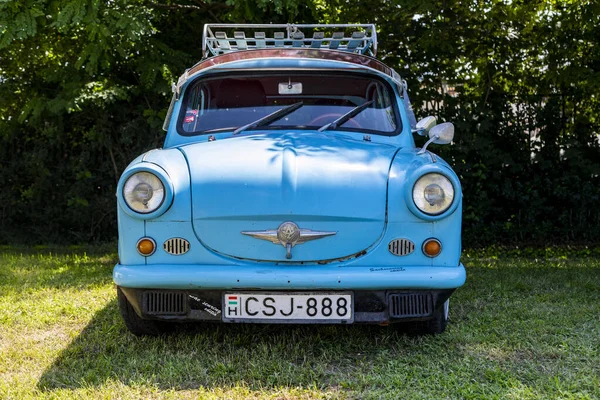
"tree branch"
146,2,204,11
192,0,230,10
146,1,230,12
107,145,120,186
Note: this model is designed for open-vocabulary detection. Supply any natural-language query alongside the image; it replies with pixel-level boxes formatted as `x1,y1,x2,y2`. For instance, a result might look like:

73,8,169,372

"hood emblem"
242,221,336,259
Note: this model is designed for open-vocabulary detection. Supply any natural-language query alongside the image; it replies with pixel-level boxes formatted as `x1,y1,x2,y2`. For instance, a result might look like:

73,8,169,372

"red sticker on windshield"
184,115,195,123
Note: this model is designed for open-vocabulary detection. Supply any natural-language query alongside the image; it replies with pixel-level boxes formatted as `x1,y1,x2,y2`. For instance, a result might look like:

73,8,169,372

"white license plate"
222,292,353,323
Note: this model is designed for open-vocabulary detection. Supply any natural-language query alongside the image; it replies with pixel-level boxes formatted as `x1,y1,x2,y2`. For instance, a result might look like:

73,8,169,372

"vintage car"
113,23,466,336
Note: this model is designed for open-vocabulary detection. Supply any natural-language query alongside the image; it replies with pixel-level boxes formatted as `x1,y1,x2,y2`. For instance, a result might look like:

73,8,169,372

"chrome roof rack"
202,23,378,58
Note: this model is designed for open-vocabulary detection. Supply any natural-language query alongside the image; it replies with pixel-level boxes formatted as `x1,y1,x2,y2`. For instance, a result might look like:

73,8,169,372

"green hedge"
1,1,598,246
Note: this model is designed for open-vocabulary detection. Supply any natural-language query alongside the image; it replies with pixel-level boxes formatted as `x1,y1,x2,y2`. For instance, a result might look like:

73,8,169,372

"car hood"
180,132,399,262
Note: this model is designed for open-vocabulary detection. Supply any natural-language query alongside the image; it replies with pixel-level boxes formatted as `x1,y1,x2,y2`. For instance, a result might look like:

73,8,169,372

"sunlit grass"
0,246,598,399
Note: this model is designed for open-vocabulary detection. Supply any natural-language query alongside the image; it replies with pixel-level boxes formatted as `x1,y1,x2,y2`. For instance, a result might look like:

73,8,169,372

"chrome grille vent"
163,238,190,255
389,293,433,318
388,238,415,256
144,291,186,315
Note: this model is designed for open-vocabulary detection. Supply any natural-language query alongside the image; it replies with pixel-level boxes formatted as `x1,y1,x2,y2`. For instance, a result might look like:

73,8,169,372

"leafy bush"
0,1,598,245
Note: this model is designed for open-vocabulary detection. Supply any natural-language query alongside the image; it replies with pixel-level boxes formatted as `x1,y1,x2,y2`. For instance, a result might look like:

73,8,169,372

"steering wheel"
308,113,362,129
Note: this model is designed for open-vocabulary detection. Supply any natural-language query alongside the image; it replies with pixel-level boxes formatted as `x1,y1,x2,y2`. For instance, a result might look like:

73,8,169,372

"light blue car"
114,24,466,336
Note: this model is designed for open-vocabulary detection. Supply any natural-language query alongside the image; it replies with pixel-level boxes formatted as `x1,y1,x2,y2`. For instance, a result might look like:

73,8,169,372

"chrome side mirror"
413,116,437,136
429,122,454,144
418,122,454,154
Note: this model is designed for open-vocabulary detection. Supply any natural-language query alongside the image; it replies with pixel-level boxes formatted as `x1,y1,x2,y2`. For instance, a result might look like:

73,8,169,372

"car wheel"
396,299,449,335
117,287,173,336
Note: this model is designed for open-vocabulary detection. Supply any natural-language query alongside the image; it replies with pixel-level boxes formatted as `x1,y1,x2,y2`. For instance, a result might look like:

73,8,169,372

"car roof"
188,48,396,78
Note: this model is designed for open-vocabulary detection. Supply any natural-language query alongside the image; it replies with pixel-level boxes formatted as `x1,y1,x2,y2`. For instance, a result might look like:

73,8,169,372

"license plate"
222,292,353,323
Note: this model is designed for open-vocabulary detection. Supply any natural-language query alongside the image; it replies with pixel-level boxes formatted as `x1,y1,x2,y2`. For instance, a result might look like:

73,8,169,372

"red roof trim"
187,49,396,78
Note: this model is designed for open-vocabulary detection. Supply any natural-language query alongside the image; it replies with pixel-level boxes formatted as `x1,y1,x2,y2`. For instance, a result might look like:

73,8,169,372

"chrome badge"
277,221,301,244
242,221,336,259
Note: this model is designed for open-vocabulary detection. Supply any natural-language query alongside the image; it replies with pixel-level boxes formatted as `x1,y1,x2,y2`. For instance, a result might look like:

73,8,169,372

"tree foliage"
1,0,598,245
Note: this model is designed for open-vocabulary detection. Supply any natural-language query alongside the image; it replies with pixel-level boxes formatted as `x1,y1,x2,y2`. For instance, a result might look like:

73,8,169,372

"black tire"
117,287,174,336
396,299,449,335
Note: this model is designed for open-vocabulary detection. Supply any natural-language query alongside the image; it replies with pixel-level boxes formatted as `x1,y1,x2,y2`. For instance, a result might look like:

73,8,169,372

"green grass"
0,245,598,399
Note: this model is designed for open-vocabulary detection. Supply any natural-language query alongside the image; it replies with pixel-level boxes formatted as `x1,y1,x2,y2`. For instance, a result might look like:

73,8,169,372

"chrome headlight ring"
405,167,460,221
413,173,454,215
124,171,165,214
118,164,174,219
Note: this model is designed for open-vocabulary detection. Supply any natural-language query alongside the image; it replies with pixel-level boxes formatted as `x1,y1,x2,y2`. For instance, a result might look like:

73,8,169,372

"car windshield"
179,73,400,136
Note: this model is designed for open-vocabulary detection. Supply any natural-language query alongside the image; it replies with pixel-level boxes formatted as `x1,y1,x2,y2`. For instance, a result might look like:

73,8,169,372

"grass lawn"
0,245,598,399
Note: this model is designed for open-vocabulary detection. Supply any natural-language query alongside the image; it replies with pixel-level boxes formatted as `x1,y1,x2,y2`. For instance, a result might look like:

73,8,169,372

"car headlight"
412,173,454,215
123,172,165,214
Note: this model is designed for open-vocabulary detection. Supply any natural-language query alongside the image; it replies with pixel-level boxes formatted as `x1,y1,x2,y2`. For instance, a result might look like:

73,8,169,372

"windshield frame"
175,70,403,137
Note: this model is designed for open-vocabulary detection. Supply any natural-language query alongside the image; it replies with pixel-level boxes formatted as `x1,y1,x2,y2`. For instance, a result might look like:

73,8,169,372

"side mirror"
429,122,454,144
417,122,454,154
414,116,437,136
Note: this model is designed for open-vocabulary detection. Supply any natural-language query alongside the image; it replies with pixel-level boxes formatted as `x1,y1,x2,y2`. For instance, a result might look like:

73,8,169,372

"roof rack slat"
329,32,344,50
292,31,305,48
234,31,247,50
274,31,285,47
311,32,324,48
214,31,230,50
347,31,365,51
254,32,266,48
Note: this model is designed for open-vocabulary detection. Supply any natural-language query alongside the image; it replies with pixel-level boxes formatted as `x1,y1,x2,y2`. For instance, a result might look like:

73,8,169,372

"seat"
215,79,267,109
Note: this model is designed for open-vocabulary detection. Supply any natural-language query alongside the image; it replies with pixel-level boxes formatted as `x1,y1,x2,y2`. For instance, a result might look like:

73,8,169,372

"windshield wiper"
233,102,304,134
317,100,374,132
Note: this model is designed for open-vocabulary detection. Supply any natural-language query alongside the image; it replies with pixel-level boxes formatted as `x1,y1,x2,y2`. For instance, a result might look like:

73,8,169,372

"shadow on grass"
37,298,443,392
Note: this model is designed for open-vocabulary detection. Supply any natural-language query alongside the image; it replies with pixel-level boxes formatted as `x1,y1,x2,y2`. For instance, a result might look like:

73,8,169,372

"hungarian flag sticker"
226,295,240,317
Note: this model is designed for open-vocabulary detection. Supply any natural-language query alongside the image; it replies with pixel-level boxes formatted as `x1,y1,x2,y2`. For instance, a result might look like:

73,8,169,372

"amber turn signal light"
136,237,156,256
422,239,442,258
